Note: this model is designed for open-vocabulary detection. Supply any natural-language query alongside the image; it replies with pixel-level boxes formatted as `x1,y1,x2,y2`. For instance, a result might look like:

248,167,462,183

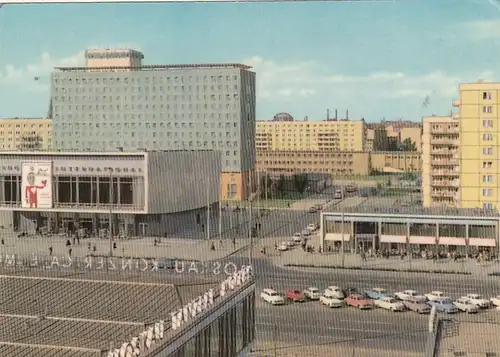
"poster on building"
21,161,53,209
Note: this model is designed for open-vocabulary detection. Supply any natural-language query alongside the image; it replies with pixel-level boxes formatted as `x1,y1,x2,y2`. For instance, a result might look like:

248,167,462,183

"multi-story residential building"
421,115,460,208
50,49,256,200
455,81,500,210
0,118,52,151
370,151,421,173
256,150,371,176
256,150,419,176
256,116,366,152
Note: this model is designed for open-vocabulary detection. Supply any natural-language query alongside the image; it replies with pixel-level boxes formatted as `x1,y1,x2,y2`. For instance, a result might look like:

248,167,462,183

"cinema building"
0,150,220,237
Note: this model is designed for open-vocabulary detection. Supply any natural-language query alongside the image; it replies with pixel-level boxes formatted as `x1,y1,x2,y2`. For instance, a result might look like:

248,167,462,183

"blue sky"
1,0,500,122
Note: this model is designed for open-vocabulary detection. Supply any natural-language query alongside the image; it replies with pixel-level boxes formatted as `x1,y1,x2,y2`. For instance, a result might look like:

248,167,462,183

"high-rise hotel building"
50,49,256,200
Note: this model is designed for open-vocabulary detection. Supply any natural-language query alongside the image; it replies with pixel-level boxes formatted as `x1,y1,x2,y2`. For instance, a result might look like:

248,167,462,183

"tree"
259,174,273,199
399,138,417,152
276,175,287,198
292,174,309,194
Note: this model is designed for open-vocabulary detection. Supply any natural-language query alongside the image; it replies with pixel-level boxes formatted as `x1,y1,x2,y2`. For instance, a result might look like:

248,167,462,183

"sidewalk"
250,344,423,357
0,232,250,261
275,248,500,276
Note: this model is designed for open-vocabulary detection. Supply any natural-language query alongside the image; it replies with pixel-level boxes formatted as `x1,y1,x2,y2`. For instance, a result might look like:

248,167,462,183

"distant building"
365,120,422,152
256,118,366,152
421,115,459,208
0,118,52,151
50,49,256,200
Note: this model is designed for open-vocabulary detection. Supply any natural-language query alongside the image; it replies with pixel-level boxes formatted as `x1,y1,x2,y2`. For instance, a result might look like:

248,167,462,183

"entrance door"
138,223,148,236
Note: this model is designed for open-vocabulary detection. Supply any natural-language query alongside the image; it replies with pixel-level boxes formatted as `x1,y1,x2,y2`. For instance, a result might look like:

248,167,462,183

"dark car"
343,287,362,297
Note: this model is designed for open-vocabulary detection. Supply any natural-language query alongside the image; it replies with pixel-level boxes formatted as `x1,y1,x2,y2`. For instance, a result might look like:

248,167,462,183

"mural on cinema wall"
21,161,52,209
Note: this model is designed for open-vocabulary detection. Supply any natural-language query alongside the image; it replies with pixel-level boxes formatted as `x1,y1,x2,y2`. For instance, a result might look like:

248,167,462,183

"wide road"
229,256,500,355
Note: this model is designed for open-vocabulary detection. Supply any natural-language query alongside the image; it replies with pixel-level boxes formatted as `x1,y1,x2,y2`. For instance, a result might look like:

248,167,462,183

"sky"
1,0,500,122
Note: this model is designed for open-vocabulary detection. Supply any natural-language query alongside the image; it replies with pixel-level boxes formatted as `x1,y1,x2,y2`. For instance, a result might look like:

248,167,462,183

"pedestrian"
87,242,91,251
113,242,117,250
1,238,4,245
49,246,53,256
210,242,215,251
258,223,261,230
93,244,96,253
68,248,72,257
66,239,71,247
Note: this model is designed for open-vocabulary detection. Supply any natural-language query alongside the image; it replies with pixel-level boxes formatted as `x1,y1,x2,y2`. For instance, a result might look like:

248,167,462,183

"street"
231,255,500,355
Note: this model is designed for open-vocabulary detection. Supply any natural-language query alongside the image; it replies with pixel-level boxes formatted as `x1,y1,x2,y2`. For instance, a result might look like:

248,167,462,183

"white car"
490,295,500,307
395,290,427,302
292,234,302,243
425,291,450,301
324,286,345,299
307,223,319,232
374,297,405,312
454,298,479,314
462,294,491,308
260,289,285,305
304,287,322,300
301,229,311,236
319,295,344,308
277,243,288,251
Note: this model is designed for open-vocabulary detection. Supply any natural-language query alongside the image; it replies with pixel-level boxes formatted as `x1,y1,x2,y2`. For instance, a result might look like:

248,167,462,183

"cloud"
243,55,478,104
0,50,86,91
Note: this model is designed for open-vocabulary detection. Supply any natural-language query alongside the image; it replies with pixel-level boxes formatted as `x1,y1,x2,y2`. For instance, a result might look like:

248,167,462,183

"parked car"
319,295,344,308
324,286,345,299
277,242,288,251
454,298,479,314
490,295,500,307
425,291,450,302
308,207,317,213
374,297,405,312
365,288,393,300
303,287,322,300
286,289,306,302
334,190,343,199
345,294,374,310
301,229,311,236
403,297,431,314
345,184,357,193
462,294,491,308
307,223,319,232
157,258,177,270
292,233,302,243
427,299,459,314
395,290,427,302
260,289,285,305
343,288,362,297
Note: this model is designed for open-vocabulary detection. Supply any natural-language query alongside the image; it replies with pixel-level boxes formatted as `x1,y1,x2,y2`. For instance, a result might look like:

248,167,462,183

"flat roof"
0,149,217,157
324,205,500,219
54,63,252,72
0,268,220,356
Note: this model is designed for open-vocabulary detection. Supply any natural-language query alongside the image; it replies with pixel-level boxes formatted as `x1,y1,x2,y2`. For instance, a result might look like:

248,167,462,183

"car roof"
263,288,278,294
327,286,340,289
350,294,364,298
308,287,319,290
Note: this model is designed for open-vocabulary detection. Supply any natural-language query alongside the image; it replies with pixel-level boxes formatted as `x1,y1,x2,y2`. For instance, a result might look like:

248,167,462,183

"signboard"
21,161,52,209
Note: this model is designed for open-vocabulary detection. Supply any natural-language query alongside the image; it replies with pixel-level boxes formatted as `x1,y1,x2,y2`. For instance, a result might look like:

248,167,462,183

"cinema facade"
0,150,220,237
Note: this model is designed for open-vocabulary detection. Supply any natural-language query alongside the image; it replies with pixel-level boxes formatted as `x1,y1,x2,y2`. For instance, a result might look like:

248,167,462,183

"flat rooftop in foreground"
0,268,220,357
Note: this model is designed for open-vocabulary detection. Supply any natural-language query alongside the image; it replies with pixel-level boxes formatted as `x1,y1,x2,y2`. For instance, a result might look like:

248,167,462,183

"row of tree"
258,174,309,199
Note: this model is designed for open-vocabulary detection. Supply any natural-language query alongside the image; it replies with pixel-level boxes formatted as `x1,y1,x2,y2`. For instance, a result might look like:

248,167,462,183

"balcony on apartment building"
431,190,458,199
431,126,459,134
431,148,458,156
431,157,459,166
430,136,459,145
431,168,460,176
431,180,460,188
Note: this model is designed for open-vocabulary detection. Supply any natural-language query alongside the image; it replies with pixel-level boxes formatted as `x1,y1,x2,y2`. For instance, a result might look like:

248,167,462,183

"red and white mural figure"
21,162,52,209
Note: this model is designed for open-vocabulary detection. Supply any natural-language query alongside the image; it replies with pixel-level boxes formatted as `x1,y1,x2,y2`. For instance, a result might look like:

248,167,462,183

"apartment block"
455,81,500,210
255,150,370,176
50,49,256,200
0,118,52,151
256,118,366,152
421,116,459,208
370,151,421,173
366,121,422,152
